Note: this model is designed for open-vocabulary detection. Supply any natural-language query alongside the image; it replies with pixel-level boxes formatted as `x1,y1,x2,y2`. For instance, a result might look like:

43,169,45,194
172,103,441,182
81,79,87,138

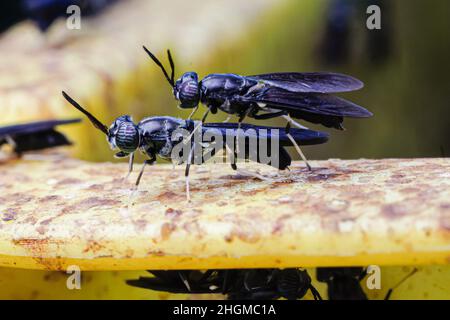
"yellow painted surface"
0,157,449,271
1,266,448,300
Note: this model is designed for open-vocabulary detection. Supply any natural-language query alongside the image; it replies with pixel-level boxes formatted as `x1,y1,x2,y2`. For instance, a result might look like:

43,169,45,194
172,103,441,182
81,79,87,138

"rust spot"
204,180,247,191
241,187,268,196
13,238,59,247
83,240,105,254
1,193,35,206
307,173,340,182
12,238,65,270
161,223,176,240
381,204,409,219
36,225,47,235
147,249,165,256
56,178,83,185
230,228,260,243
60,197,121,215
134,219,147,231
87,184,105,191
272,214,292,235
38,195,61,203
40,218,53,225
165,208,183,218
271,179,295,187
155,191,185,202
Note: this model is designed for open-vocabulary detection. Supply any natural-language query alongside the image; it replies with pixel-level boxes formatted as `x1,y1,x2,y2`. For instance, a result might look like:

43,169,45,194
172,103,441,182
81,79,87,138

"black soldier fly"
127,268,322,300
317,266,418,300
62,91,328,200
0,118,80,156
143,46,372,170
316,267,368,300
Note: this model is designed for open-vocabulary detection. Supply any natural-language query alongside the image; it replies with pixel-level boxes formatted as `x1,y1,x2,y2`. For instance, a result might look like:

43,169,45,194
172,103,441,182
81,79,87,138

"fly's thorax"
174,72,200,108
107,115,140,154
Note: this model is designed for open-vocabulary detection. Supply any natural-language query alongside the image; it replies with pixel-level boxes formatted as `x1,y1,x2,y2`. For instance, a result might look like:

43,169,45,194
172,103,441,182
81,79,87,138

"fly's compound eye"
178,80,200,108
277,269,310,299
115,122,139,153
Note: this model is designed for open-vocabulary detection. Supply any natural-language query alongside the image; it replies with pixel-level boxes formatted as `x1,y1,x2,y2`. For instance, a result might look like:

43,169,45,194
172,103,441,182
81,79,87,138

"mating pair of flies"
62,46,372,200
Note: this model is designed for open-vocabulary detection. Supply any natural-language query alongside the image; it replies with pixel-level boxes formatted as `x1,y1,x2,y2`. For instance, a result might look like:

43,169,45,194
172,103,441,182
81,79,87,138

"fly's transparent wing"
247,72,363,93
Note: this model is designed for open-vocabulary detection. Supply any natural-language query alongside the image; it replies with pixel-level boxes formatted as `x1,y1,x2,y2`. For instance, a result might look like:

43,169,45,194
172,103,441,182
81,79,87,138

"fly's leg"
187,105,199,120
286,121,312,171
182,106,211,146
5,135,17,149
235,168,273,181
178,272,192,292
225,142,238,171
128,156,155,206
252,110,286,120
184,142,196,201
201,106,211,122
225,143,272,181
125,152,135,180
135,157,156,188
236,111,249,155
384,268,418,300
310,285,323,300
223,114,232,123
283,113,309,130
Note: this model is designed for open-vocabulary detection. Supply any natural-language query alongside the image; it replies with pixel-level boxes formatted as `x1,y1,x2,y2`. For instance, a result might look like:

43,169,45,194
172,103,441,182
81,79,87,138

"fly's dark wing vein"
246,72,364,93
244,87,372,118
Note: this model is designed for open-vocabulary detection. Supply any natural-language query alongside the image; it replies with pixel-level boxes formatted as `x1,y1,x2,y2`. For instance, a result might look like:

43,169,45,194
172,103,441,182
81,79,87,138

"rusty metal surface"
0,157,449,270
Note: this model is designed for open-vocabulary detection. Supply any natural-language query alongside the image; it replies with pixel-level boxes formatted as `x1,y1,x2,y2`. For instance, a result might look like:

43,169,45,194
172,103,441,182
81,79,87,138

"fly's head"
142,47,200,109
277,269,311,300
173,72,200,109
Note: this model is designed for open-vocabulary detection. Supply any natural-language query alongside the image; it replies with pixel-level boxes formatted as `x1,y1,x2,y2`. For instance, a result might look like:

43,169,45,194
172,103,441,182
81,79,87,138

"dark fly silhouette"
0,118,80,156
317,267,368,300
127,268,322,300
0,0,119,32
317,266,418,300
62,91,328,200
143,46,372,170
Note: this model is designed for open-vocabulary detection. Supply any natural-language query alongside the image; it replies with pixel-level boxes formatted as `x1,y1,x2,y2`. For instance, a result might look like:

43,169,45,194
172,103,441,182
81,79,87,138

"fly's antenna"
168,49,175,86
62,91,109,135
143,46,175,87
384,268,418,300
